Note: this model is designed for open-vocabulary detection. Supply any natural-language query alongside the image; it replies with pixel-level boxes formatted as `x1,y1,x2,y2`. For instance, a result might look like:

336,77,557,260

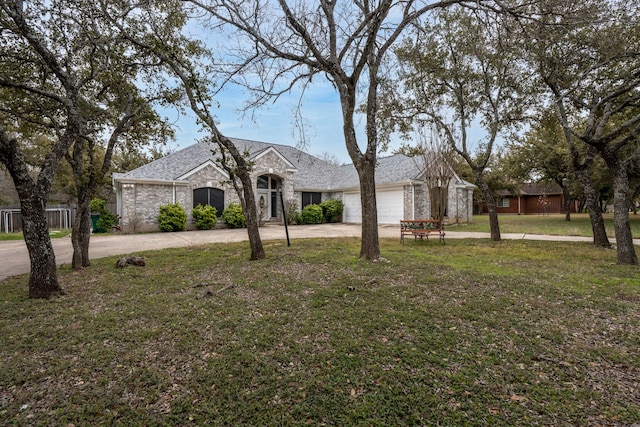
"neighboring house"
483,183,580,215
112,138,476,231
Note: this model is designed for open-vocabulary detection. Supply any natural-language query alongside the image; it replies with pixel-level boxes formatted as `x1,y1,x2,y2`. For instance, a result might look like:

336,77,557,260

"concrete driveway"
0,223,610,281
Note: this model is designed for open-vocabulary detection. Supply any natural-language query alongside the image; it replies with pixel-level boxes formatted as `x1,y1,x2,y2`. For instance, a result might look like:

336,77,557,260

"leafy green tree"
383,6,532,241
105,1,265,260
505,111,579,220
521,0,640,263
1,0,97,298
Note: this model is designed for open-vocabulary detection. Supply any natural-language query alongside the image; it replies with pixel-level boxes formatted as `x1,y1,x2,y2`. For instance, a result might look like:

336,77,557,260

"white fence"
0,206,75,233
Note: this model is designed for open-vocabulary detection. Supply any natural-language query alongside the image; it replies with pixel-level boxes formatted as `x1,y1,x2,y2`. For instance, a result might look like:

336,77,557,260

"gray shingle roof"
113,137,460,191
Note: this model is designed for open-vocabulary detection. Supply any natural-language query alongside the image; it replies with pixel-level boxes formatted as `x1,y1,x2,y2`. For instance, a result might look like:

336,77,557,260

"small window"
301,192,322,208
257,176,269,189
497,197,510,208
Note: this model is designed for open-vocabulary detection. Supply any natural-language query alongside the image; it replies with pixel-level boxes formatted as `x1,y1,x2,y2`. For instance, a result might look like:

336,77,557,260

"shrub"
96,211,118,232
90,198,108,214
158,203,187,232
90,197,118,232
320,199,344,223
192,204,217,230
298,204,324,224
221,203,246,228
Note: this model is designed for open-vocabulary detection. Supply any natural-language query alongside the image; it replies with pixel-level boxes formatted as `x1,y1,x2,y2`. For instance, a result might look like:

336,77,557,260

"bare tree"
398,127,454,222
186,0,469,260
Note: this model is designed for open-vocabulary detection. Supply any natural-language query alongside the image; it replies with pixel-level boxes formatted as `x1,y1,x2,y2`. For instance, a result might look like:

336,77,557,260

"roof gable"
176,159,229,180
251,146,297,170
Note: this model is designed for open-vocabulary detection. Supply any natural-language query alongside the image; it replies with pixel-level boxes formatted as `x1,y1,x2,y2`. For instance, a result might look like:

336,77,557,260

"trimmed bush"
192,204,217,230
298,204,324,224
320,199,344,223
158,203,187,232
221,203,246,228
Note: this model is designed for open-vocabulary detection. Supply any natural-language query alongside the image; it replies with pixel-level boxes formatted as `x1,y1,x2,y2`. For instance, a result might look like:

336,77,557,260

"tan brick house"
112,138,476,231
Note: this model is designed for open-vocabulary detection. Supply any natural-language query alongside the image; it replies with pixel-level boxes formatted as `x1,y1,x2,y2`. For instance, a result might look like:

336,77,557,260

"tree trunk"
0,128,64,298
607,158,638,265
239,169,266,260
68,138,95,269
339,78,381,260
21,196,64,298
217,138,265,261
355,155,380,260
475,172,500,241
71,187,92,269
578,169,610,247
559,182,572,221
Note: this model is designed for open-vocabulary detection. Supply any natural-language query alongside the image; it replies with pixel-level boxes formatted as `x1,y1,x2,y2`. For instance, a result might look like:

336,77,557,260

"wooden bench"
400,219,445,244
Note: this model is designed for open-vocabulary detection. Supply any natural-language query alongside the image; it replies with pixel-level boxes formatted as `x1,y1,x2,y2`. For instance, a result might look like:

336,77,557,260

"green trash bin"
91,214,100,233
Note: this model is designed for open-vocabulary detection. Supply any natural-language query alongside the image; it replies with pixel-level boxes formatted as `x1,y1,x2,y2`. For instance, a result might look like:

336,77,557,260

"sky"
163,79,379,165
161,6,492,166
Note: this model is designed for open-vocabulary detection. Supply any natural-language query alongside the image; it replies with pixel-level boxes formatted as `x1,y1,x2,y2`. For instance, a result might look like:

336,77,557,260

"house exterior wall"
407,182,473,223
186,164,239,220
119,151,297,230
120,183,190,232
450,186,474,223
482,194,575,215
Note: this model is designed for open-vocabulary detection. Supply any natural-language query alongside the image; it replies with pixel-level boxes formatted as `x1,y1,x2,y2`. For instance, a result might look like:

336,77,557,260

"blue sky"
163,75,392,165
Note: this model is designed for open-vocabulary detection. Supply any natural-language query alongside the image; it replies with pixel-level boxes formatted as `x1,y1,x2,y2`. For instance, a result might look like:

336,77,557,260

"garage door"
342,189,404,224
342,192,361,223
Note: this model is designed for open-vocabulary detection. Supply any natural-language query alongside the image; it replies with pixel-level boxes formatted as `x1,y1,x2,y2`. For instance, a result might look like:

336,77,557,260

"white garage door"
342,189,404,224
343,192,362,223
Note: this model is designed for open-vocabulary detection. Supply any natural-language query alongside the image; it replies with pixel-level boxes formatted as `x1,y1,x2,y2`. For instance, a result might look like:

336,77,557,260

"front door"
257,174,281,222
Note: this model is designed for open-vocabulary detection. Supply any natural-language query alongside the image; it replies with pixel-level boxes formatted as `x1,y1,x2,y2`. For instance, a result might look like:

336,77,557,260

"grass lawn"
449,213,640,238
1,237,639,426
0,229,73,241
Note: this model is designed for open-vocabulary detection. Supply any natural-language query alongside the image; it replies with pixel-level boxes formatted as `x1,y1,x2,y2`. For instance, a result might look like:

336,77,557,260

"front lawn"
0,229,73,241
1,238,638,425
451,212,640,238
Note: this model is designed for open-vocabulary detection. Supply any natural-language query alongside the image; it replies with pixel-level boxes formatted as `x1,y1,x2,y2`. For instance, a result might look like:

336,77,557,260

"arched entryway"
257,174,282,222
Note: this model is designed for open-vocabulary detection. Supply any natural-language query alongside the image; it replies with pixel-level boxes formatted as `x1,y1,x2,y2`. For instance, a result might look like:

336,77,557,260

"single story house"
112,138,476,232
483,183,580,215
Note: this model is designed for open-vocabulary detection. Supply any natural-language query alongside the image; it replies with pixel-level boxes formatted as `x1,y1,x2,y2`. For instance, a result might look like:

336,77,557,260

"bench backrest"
400,219,442,230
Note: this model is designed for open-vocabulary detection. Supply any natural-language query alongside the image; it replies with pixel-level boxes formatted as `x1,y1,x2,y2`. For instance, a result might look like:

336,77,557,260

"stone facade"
119,182,191,232
112,139,476,231
117,148,299,232
401,181,473,224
